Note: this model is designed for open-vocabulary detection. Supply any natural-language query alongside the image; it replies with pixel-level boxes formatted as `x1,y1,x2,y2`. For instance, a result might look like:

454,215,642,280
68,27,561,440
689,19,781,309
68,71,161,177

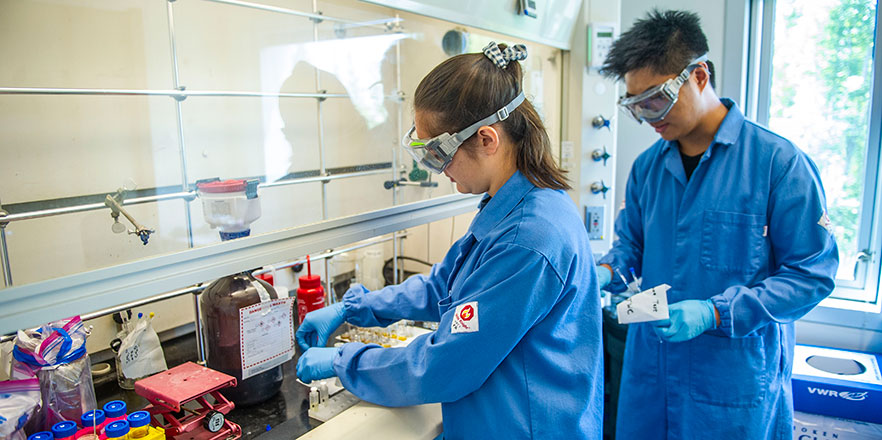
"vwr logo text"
806,387,868,401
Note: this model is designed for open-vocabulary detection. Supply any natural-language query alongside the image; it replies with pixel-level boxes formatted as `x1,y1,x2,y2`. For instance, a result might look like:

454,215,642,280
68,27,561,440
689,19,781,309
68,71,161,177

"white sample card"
240,298,295,380
617,284,670,324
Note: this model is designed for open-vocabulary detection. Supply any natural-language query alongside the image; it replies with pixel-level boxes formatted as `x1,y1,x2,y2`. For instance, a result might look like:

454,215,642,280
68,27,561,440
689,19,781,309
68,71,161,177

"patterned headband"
482,41,528,69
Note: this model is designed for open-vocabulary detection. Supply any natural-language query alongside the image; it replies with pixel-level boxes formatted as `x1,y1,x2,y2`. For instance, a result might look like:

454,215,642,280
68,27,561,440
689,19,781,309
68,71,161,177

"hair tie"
482,41,528,69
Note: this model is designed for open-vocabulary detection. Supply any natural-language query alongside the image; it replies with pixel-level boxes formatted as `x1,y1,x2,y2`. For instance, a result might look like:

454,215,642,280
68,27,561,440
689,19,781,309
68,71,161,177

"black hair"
414,44,570,190
601,9,715,89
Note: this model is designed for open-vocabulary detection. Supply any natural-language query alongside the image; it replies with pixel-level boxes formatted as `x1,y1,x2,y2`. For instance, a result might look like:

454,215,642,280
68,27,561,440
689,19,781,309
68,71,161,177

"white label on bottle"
239,298,295,380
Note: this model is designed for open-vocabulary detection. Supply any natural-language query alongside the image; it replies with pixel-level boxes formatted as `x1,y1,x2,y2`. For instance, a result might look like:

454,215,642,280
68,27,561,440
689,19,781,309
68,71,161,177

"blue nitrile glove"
296,346,338,383
296,302,346,351
653,299,717,342
597,265,612,292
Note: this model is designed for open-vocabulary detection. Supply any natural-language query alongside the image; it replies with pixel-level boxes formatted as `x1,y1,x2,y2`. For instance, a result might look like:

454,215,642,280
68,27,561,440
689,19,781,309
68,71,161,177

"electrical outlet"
585,205,604,240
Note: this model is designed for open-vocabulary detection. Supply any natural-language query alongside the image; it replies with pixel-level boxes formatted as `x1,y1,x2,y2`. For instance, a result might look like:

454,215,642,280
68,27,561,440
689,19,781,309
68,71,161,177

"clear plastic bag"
11,316,96,431
115,314,167,389
0,342,13,382
0,378,41,440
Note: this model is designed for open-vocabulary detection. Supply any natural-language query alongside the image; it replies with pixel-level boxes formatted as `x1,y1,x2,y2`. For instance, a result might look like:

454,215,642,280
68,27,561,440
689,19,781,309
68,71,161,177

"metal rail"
0,231,415,342
0,87,355,100
2,168,392,223
200,0,400,29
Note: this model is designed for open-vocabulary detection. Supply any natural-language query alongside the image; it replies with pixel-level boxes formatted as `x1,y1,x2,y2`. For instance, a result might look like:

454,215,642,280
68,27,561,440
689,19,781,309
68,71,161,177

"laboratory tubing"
104,420,130,440
51,421,77,440
126,411,151,439
27,432,53,440
102,400,127,423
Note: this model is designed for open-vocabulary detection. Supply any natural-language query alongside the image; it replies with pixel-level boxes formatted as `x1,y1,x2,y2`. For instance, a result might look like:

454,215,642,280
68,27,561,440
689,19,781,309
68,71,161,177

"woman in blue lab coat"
596,10,839,440
295,42,603,439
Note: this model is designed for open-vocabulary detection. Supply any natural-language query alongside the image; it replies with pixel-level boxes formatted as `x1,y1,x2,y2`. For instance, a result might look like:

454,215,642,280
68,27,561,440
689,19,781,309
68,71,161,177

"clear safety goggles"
402,91,526,173
618,54,708,124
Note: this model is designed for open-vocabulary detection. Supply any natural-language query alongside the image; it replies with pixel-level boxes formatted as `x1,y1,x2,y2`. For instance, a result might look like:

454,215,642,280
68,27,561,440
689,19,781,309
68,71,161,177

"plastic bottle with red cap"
297,255,325,324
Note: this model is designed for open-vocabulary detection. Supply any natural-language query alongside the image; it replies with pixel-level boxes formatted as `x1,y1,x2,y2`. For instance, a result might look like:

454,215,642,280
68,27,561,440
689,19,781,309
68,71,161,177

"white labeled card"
617,284,670,324
239,298,295,380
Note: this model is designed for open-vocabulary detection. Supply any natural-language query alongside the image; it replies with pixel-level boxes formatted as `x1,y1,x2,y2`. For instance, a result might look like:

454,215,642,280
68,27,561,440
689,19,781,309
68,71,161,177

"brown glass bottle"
201,272,284,406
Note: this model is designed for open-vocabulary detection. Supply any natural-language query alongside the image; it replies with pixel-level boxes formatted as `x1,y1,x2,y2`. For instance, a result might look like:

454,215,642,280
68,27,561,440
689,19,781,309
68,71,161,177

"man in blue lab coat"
596,9,839,439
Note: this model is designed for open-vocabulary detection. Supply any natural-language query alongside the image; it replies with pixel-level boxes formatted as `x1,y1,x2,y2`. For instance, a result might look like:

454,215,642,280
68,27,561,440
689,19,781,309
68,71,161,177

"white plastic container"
196,179,261,240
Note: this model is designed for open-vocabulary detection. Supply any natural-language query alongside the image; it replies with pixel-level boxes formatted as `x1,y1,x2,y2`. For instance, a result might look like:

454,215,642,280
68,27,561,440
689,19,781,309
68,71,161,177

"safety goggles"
402,91,526,173
618,54,708,124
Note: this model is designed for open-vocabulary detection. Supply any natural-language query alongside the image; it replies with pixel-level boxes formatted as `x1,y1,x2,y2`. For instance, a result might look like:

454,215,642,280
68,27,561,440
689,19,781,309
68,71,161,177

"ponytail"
413,43,570,190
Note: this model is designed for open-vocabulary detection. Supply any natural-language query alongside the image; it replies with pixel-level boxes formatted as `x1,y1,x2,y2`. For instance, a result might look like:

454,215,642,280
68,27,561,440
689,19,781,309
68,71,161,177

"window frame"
746,0,882,312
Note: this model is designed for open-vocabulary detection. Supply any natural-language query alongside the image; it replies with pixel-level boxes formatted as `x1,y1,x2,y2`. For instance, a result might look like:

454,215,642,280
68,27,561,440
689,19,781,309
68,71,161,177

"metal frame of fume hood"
0,1,461,358
0,193,479,336
0,0,409,287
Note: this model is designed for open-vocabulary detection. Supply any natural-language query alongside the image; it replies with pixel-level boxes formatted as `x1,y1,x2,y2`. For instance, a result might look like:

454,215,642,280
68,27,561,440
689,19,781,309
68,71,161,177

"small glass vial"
309,387,319,410
27,432,53,440
126,411,151,439
318,381,329,404
104,420,130,440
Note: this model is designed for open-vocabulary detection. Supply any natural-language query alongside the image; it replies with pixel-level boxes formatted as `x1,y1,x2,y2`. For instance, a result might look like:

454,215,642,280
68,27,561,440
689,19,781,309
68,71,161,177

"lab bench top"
94,332,441,440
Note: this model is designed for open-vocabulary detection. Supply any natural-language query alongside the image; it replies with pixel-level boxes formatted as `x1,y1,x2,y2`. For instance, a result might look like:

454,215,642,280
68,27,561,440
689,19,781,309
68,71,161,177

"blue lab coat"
600,99,838,439
332,171,603,440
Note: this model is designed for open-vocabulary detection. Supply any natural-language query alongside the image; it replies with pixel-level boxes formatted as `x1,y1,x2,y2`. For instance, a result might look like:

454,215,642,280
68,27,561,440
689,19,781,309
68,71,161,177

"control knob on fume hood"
591,181,610,199
591,115,611,130
592,146,611,166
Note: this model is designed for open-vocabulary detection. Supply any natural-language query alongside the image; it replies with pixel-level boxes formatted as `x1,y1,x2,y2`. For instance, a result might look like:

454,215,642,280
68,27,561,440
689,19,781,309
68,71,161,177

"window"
756,0,882,309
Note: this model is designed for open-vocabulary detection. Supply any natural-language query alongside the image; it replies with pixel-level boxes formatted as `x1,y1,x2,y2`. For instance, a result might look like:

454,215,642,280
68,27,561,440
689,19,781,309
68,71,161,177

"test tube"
615,267,638,294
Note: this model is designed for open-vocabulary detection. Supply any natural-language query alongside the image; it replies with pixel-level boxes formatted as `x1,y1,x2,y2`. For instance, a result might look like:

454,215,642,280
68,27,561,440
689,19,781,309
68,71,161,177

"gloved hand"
296,346,338,383
597,265,612,292
653,299,717,343
296,302,346,351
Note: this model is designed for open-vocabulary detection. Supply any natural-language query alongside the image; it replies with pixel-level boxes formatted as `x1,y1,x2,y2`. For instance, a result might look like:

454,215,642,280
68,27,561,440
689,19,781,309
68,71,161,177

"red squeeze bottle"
297,255,325,324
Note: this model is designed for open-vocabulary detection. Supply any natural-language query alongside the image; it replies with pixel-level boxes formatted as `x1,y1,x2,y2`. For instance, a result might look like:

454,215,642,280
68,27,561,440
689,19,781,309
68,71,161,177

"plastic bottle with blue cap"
77,409,107,440
127,411,151,439
103,400,128,423
51,421,77,440
104,420,130,440
27,431,53,440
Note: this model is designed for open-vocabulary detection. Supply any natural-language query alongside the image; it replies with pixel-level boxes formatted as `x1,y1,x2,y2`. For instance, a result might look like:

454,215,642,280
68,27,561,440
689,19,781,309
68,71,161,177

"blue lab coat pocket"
437,294,453,316
688,333,767,408
700,210,767,274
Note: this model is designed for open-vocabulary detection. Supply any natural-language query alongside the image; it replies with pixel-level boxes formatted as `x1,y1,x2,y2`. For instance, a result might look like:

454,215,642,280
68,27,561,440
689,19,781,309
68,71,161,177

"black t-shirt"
681,151,703,181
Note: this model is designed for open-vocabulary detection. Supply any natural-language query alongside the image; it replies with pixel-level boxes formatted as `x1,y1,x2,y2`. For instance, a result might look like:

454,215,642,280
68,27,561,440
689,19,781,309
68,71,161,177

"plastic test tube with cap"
104,421,130,440
77,409,106,440
103,400,127,423
51,422,77,440
127,411,151,439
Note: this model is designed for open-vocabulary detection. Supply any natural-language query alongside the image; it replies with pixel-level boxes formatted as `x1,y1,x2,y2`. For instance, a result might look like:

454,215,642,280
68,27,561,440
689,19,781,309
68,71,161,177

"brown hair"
413,44,570,190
